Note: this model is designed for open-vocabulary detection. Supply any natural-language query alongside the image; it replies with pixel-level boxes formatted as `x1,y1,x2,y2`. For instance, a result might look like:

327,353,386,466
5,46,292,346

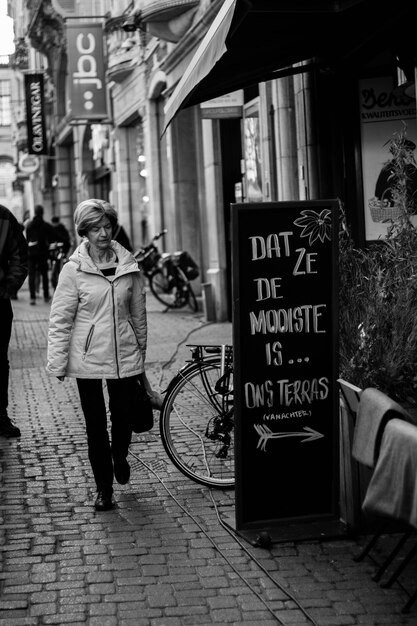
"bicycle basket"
173,251,199,280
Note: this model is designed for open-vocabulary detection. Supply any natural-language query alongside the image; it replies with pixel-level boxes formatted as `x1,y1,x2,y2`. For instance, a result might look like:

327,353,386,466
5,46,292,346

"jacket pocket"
128,320,140,346
82,324,95,360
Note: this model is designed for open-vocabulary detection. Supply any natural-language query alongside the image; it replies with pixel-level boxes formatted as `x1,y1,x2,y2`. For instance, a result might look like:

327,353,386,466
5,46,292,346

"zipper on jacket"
82,324,95,360
111,283,120,378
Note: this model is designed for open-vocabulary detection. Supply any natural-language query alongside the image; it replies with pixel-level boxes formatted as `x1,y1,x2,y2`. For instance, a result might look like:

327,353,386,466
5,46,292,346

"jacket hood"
69,240,139,276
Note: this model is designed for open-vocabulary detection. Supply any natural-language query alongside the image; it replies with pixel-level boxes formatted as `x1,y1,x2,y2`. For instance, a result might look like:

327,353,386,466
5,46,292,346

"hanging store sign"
18,153,40,174
24,73,48,156
67,23,107,120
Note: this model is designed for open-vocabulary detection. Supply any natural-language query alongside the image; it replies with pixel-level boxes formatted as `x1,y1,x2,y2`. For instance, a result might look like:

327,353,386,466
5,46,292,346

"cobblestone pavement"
1,285,417,625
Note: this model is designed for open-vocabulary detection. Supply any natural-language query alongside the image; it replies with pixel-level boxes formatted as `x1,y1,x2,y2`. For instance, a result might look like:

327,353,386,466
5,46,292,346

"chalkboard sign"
232,201,339,533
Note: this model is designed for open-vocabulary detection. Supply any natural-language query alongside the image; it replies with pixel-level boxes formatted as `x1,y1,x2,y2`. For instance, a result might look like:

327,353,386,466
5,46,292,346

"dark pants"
28,253,49,300
76,377,135,492
0,299,13,416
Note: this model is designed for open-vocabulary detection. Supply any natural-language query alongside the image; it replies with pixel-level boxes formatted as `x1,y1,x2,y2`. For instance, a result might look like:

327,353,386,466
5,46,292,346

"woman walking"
47,199,147,511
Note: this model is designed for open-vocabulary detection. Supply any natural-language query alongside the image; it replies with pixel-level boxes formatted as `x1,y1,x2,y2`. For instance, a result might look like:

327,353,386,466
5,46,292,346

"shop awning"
163,0,237,130
163,0,414,131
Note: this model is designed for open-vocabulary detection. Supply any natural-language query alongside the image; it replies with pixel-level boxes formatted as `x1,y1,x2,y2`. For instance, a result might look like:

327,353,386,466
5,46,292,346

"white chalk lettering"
276,377,329,405
244,380,274,408
254,277,283,301
293,248,319,275
249,232,293,260
265,341,283,366
249,304,326,335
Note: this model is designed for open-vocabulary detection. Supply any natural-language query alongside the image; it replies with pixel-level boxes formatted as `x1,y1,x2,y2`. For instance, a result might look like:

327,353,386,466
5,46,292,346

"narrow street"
0,284,416,625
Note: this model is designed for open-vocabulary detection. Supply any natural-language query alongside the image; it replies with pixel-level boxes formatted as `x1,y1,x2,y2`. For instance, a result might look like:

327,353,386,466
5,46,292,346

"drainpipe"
155,102,166,234
126,130,134,247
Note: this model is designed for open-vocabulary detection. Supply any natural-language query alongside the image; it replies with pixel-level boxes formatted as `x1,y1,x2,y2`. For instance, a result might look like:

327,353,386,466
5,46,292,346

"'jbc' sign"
232,201,339,533
67,23,107,120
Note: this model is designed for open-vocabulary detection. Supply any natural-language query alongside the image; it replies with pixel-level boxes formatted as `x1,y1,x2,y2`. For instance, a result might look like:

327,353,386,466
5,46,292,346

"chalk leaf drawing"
293,209,332,245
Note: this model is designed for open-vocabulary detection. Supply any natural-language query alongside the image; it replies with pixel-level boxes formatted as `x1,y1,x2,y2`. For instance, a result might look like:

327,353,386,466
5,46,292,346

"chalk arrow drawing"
254,424,324,451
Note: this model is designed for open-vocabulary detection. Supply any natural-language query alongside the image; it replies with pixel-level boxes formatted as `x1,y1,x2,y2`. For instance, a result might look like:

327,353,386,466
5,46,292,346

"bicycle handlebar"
152,229,167,242
134,229,167,258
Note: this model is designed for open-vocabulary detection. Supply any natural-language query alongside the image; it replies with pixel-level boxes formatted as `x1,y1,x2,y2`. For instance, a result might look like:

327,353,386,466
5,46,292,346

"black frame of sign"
231,200,340,540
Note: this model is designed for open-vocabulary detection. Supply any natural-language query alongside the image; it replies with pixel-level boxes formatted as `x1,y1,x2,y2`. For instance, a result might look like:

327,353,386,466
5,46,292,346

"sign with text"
200,90,243,119
359,76,417,241
232,201,339,532
24,73,47,156
67,22,107,120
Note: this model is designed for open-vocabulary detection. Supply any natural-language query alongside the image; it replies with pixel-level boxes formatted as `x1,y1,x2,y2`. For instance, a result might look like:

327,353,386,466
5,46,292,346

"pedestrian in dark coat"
0,204,28,437
26,204,55,304
113,221,132,252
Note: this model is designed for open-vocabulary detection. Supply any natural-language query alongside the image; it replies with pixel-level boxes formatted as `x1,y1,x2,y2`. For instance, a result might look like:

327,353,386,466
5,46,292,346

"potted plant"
339,127,417,405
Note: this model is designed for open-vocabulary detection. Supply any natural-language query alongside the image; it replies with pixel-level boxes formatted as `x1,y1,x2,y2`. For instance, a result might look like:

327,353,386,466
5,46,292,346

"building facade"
7,0,416,319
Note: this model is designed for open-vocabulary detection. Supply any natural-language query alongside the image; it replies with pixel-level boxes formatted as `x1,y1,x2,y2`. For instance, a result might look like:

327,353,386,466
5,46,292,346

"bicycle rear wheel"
160,360,234,488
150,268,188,308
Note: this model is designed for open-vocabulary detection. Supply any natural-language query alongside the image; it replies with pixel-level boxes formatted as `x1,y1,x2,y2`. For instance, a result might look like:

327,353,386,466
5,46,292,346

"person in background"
20,209,31,233
374,138,417,213
47,199,148,511
113,221,132,252
26,205,55,305
0,204,28,437
51,216,71,255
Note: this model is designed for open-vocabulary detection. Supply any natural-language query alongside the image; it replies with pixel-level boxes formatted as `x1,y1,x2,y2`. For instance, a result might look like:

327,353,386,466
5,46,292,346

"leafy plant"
339,128,417,403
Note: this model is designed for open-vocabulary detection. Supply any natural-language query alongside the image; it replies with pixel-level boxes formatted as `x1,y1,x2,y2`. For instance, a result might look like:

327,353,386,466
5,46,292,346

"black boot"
0,414,21,438
94,488,114,511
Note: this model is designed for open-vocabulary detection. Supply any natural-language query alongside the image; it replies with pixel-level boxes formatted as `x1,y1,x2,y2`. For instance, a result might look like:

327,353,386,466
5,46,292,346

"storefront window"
242,98,263,202
0,80,11,126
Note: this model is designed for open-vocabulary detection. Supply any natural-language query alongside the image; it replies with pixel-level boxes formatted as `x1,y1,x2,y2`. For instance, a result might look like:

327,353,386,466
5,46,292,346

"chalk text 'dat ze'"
249,234,319,278
244,377,329,408
249,304,326,335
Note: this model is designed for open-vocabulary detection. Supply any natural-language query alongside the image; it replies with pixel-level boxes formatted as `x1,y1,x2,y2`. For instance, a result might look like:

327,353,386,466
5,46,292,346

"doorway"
219,117,242,321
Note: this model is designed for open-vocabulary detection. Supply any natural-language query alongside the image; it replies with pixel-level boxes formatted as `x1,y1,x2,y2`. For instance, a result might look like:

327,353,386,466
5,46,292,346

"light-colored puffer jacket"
47,240,147,379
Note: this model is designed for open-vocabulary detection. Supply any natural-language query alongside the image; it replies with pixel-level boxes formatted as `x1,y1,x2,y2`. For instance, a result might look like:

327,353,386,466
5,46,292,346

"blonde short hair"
74,199,118,237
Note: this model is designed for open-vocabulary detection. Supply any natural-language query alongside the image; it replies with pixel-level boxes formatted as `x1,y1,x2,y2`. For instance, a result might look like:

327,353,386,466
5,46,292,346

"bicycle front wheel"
150,268,188,308
160,361,235,489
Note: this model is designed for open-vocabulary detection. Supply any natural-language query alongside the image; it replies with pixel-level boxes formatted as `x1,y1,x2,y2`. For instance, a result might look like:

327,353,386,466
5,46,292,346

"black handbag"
131,374,154,433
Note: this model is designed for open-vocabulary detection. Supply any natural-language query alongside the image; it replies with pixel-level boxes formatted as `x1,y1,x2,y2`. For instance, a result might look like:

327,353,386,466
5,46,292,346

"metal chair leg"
353,523,386,562
380,541,417,589
372,531,413,582
402,586,417,614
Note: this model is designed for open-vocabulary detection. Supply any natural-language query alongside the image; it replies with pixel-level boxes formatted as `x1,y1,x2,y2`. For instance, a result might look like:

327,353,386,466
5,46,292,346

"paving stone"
2,290,417,625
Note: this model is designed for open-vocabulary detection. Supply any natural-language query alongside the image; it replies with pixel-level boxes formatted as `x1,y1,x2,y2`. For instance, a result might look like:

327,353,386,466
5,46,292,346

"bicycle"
159,343,234,489
134,230,199,312
49,241,67,290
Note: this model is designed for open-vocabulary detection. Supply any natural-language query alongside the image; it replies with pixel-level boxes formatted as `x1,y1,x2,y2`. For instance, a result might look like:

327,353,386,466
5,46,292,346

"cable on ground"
128,448,319,626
